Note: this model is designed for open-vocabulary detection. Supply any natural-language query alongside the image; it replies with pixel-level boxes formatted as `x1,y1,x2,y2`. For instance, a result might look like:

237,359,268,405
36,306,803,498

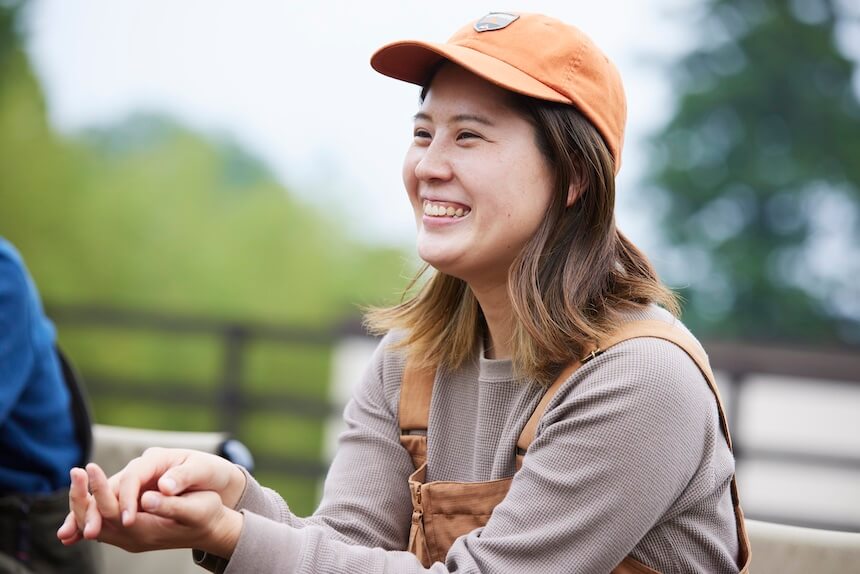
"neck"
471,280,514,360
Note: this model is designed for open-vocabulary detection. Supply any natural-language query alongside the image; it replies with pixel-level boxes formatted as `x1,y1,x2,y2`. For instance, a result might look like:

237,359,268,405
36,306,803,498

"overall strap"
595,319,731,448
399,362,436,432
600,320,751,571
516,319,733,454
516,359,587,455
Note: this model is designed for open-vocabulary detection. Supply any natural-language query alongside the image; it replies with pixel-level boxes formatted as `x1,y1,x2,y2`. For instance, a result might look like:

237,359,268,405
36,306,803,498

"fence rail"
48,304,860,532
49,304,359,485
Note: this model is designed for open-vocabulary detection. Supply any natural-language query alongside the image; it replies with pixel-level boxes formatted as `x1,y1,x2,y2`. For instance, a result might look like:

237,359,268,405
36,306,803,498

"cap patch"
474,12,519,32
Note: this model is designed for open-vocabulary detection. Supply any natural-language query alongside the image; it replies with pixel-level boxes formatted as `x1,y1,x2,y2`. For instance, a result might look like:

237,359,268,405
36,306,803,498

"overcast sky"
23,0,705,248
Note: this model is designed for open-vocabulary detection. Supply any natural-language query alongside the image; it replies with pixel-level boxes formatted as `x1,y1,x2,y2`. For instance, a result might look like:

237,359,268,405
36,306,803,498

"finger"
59,529,83,546
57,511,82,544
106,468,123,495
118,449,186,525
83,497,102,540
69,468,91,531
158,453,227,495
87,463,120,519
140,490,221,526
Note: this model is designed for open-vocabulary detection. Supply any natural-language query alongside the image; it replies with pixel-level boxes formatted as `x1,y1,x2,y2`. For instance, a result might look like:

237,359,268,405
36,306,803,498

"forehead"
419,63,520,115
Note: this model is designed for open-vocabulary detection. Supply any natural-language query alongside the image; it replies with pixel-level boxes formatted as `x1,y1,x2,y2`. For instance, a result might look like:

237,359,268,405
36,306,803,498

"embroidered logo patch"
474,12,519,32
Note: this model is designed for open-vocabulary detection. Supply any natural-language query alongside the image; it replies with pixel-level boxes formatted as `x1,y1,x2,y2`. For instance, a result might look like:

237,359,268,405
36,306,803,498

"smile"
423,200,471,218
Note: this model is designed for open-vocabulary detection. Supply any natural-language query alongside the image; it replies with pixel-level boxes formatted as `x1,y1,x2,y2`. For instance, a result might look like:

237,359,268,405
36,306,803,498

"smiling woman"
58,12,751,574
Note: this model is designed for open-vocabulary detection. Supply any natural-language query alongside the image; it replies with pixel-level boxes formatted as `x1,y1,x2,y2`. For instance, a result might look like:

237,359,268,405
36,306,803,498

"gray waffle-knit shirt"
197,305,740,573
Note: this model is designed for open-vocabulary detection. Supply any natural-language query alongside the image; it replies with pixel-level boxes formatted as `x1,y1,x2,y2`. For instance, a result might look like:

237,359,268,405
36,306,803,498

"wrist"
223,465,247,509
205,507,243,559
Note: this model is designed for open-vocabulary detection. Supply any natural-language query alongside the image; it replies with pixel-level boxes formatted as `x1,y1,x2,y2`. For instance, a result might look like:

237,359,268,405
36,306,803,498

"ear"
566,172,587,207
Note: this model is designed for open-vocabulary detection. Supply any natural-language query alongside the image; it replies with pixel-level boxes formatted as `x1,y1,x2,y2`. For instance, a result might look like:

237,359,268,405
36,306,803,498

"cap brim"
370,40,571,106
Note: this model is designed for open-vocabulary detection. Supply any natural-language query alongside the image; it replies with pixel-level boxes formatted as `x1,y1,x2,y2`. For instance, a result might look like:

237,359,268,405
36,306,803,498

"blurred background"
1,0,858,529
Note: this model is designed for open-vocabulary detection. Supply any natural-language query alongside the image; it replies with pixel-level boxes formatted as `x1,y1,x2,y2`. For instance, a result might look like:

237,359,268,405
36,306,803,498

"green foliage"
648,0,860,344
1,46,407,326
0,3,409,515
0,0,24,75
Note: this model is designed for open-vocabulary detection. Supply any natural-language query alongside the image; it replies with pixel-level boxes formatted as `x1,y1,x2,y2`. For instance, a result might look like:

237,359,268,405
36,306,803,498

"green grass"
91,398,216,431
254,472,321,517
59,326,220,387
243,341,332,398
240,412,324,459
61,324,332,518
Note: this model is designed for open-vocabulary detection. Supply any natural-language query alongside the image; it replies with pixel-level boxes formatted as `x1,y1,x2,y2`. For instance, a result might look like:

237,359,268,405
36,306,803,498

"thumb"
157,472,182,495
157,456,228,496
157,463,206,495
141,489,222,526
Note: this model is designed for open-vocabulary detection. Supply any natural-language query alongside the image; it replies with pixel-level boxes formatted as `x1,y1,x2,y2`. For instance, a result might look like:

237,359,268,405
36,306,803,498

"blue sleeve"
0,249,35,422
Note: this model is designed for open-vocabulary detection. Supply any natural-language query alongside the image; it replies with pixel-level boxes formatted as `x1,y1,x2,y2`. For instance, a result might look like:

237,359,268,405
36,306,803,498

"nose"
413,139,453,183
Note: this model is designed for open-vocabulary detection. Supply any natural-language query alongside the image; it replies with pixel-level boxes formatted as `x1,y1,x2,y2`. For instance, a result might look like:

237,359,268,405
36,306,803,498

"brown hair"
365,87,678,385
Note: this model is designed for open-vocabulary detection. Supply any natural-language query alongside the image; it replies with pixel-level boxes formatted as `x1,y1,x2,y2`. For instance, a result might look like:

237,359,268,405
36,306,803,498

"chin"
417,248,463,278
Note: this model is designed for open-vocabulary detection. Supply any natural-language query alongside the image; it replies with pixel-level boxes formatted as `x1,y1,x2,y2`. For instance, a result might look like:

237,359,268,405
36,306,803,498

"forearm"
232,418,414,548
224,512,444,574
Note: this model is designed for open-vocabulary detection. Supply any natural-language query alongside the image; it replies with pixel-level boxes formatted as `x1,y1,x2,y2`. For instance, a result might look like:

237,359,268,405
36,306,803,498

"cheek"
402,147,420,198
523,152,556,214
504,162,555,237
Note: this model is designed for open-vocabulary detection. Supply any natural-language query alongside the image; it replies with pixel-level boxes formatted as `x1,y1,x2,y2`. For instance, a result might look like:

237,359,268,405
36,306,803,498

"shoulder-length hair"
365,83,678,385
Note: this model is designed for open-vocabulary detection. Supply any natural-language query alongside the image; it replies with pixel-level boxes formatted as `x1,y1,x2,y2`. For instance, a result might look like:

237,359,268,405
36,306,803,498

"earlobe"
564,165,588,207
566,178,585,207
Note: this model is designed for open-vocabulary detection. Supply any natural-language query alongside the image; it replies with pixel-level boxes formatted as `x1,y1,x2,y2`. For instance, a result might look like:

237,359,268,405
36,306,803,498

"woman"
58,12,751,573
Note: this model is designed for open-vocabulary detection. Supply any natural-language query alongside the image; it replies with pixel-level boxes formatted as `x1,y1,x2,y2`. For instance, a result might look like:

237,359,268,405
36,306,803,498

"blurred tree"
0,0,24,74
1,0,409,513
648,0,860,344
0,2,406,326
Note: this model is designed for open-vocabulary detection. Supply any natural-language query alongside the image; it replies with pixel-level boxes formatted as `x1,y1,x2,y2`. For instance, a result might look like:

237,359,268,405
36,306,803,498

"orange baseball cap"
371,12,627,173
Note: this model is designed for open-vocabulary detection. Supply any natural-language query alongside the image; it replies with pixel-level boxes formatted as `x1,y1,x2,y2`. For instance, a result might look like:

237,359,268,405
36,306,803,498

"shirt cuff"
192,548,228,573
232,466,293,524
222,510,305,574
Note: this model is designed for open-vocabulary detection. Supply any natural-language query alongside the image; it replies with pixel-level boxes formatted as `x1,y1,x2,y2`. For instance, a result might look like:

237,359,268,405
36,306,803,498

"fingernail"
162,477,177,494
121,510,130,525
142,494,159,510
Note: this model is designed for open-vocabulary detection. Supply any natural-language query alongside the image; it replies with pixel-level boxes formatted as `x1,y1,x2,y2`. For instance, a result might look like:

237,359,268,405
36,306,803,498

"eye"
456,131,481,141
413,128,432,140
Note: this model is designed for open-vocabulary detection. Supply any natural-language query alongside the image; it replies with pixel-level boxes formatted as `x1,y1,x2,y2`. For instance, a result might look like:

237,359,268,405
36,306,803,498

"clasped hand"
56,447,246,558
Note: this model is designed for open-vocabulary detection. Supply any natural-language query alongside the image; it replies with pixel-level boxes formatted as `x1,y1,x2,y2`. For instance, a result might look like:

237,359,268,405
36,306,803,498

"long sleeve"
214,321,738,573
0,238,80,493
195,331,417,572
0,252,34,422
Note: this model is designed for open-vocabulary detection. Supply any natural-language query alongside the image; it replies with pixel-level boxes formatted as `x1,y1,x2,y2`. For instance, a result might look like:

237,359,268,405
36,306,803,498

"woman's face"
403,64,555,289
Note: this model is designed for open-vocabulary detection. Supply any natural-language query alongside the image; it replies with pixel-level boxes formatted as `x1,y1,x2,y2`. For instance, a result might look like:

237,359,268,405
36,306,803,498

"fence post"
220,325,248,437
721,371,744,458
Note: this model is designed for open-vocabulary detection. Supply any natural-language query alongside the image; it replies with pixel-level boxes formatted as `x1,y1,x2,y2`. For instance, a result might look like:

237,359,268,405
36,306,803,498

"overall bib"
399,320,752,573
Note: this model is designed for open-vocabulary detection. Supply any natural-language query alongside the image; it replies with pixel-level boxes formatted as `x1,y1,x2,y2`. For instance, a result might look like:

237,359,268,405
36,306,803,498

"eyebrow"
413,112,495,126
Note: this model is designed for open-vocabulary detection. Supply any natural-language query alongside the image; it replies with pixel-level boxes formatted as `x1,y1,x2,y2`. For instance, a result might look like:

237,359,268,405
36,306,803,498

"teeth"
423,201,470,218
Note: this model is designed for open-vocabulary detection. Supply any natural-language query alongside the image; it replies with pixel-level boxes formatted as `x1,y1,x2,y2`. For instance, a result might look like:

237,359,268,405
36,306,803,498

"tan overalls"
399,320,752,573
